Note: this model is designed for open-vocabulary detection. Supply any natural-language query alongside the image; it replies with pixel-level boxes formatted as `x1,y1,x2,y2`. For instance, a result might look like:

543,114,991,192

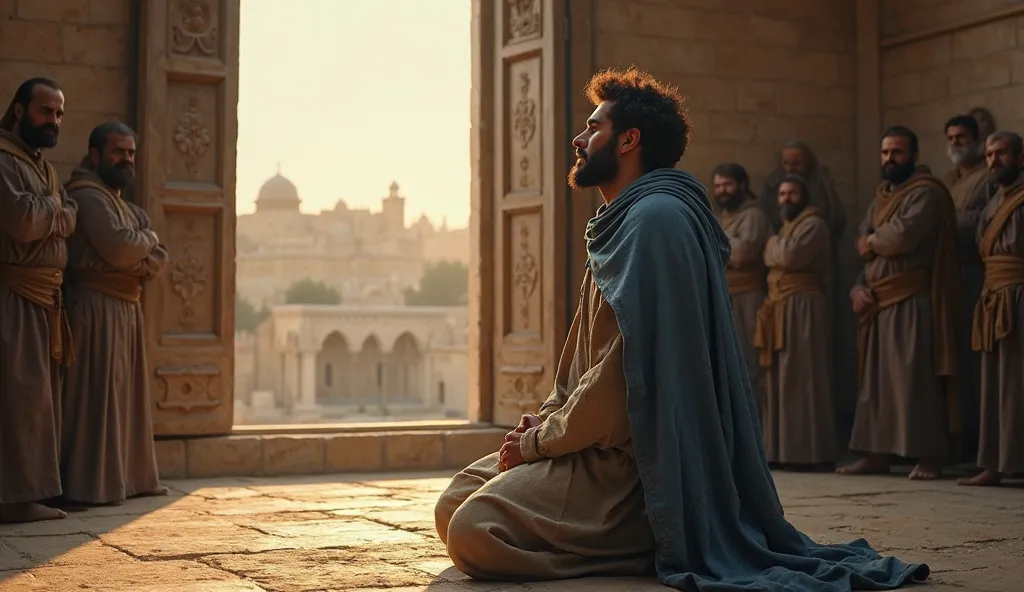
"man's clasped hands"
498,413,541,472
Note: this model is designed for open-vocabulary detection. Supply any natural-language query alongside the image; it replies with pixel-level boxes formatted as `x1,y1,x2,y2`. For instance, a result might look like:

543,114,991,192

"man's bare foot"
0,502,67,523
836,456,889,475
958,469,1002,486
131,485,169,498
908,460,942,480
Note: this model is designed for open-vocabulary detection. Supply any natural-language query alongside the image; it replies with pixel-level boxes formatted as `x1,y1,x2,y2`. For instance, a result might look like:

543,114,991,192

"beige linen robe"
435,268,654,581
0,129,77,504
849,176,959,460
943,162,991,457
972,175,1024,475
718,199,771,416
60,167,169,504
756,208,836,464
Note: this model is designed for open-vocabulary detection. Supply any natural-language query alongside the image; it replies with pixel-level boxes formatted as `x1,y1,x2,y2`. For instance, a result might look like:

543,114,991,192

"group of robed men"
713,110,1023,487
435,67,933,591
0,78,168,525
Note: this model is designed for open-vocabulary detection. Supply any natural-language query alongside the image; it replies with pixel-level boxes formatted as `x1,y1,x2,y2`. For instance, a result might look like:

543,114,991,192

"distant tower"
381,180,406,235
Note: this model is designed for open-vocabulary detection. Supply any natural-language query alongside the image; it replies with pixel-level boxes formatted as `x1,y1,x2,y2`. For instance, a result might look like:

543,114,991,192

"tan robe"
972,176,1024,474
849,173,961,460
435,268,654,581
943,162,991,456
755,207,836,464
718,199,771,415
60,167,169,504
0,129,77,504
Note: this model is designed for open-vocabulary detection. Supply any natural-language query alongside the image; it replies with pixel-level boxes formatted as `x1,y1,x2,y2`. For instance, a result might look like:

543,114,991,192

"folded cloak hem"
585,168,930,591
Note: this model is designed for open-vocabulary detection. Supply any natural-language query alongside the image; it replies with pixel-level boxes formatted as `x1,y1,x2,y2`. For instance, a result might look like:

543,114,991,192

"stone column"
282,351,298,406
292,349,322,421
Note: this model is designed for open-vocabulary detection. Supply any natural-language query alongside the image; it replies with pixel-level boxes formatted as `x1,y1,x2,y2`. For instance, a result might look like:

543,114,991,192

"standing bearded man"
0,78,77,523
58,121,169,506
941,114,992,460
712,163,771,415
755,174,836,469
435,66,929,591
839,126,962,481
960,131,1024,487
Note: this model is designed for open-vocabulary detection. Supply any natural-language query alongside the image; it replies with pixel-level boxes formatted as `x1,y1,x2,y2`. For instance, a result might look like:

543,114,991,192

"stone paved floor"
0,470,1021,591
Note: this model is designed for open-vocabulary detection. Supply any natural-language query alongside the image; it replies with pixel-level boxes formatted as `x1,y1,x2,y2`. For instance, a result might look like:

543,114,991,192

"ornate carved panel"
507,57,542,193
161,209,220,336
169,0,221,59
167,82,219,185
155,364,223,412
506,0,541,43
504,210,542,336
496,365,546,412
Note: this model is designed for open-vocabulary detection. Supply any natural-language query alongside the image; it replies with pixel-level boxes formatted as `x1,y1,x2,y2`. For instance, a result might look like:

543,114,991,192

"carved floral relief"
172,0,219,57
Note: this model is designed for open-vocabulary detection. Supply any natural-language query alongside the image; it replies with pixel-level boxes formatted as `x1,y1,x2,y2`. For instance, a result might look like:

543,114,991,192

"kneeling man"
436,68,930,590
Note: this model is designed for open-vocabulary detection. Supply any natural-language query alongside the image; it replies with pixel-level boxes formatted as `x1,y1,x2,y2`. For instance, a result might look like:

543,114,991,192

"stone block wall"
0,0,132,177
880,2,1024,174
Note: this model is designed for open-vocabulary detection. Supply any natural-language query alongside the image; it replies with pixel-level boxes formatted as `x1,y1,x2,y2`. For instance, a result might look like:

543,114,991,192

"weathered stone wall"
0,0,132,177
880,3,1024,173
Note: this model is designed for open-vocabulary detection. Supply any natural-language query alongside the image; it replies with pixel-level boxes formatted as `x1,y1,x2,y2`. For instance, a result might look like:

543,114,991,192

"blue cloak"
585,168,929,591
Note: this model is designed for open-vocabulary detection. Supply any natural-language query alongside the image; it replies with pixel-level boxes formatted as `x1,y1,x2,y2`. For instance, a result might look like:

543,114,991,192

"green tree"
235,295,269,332
404,260,469,306
284,278,342,305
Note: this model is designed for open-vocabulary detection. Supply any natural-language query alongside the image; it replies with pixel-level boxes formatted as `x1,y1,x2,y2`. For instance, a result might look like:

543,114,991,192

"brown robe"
60,167,169,504
971,175,1024,474
755,206,836,464
718,198,771,415
0,129,77,504
943,162,991,457
435,267,654,580
849,171,961,460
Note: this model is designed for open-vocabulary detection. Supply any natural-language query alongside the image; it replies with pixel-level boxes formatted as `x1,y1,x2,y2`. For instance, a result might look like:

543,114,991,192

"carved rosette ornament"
508,0,540,40
172,0,218,56
512,72,537,188
173,94,212,178
171,244,206,328
512,223,538,328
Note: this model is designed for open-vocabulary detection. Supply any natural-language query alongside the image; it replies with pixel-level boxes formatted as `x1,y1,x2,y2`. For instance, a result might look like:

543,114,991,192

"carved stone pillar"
282,351,298,407
293,349,320,421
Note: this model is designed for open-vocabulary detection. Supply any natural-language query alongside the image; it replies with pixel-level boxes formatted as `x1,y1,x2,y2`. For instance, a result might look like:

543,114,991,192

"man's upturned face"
986,138,1022,186
15,85,64,149
712,174,745,211
777,181,806,221
780,147,808,178
880,135,916,184
569,102,620,189
946,124,982,166
95,133,137,190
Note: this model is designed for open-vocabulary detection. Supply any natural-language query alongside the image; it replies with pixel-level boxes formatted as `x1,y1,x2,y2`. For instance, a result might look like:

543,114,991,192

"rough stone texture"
1,470,1021,591
0,0,132,177
880,6,1024,174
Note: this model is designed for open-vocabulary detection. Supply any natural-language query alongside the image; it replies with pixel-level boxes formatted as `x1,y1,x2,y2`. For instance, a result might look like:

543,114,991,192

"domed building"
255,167,302,213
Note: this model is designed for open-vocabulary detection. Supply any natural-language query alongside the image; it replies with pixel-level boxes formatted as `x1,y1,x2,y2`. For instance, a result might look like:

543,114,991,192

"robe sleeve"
763,216,829,271
0,154,59,243
73,187,159,270
520,328,632,462
56,185,78,238
868,187,938,257
853,201,877,288
536,301,581,420
128,243,170,279
728,209,772,267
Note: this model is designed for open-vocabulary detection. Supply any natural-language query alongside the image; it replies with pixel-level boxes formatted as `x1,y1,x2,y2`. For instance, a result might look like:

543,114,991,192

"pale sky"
236,1,471,227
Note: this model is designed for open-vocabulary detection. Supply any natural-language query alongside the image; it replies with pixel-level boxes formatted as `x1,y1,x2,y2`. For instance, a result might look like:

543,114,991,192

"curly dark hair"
584,66,691,172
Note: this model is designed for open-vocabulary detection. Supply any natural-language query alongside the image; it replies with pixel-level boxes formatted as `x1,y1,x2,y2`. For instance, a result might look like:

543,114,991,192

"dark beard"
718,192,746,212
568,140,619,189
98,161,135,190
989,164,1020,187
18,117,59,149
780,200,806,222
880,160,916,185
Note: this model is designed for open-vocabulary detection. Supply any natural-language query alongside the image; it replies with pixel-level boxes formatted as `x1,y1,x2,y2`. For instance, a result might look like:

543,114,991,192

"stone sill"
154,425,504,479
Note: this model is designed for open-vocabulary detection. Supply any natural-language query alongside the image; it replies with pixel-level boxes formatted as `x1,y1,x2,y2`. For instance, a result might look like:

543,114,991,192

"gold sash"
67,270,142,303
857,269,930,384
0,264,74,364
725,268,763,295
971,185,1024,352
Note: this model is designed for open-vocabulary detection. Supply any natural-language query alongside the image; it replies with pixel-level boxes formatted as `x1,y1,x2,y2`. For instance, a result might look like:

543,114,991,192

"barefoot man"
840,126,962,480
960,131,1024,487
712,163,771,416
0,78,77,523
755,174,836,470
435,67,929,590
59,121,170,506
